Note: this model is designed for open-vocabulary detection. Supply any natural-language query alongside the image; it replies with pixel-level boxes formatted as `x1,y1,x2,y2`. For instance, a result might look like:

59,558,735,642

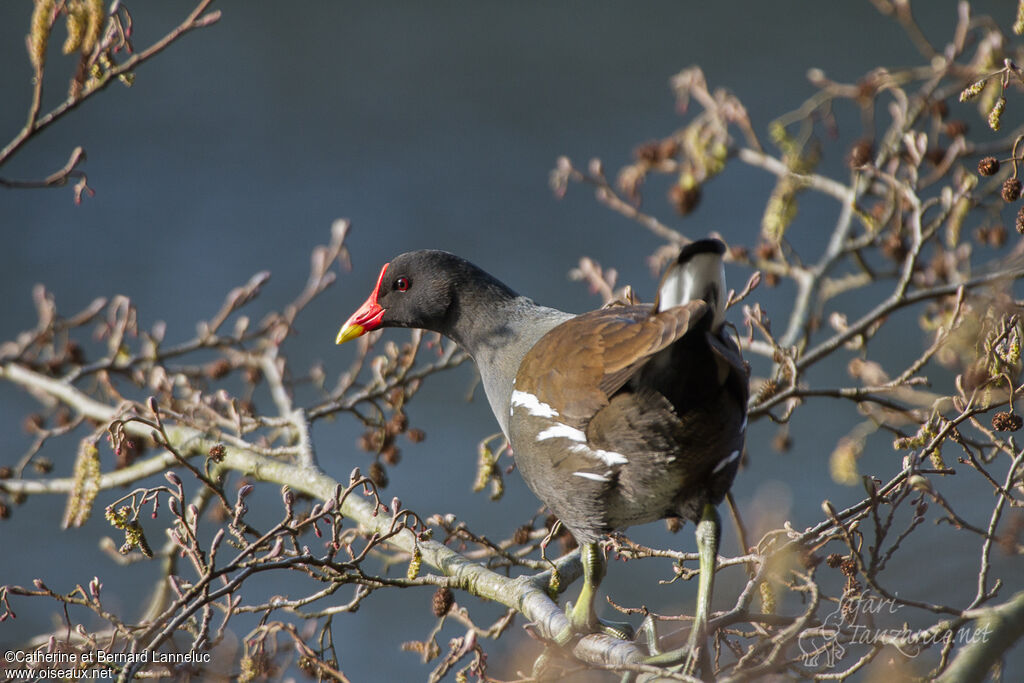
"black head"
336,250,517,343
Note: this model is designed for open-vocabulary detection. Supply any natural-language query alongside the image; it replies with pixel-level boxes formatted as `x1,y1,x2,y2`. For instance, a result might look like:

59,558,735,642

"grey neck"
447,295,572,437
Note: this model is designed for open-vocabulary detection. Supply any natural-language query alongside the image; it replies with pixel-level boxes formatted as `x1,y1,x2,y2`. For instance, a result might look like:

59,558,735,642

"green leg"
686,503,721,674
645,503,721,676
555,542,633,645
569,542,604,634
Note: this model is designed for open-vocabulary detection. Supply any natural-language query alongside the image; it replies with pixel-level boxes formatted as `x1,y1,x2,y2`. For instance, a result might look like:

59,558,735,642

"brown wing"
514,300,709,428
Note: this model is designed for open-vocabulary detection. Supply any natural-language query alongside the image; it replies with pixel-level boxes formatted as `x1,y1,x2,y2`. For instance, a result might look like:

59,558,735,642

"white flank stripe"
536,424,586,443
573,471,610,482
510,390,559,418
740,416,748,432
713,450,741,474
569,443,628,466
594,448,629,466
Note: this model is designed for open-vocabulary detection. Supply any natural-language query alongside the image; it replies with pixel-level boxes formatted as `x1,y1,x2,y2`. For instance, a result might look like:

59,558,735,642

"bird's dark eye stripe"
395,277,410,291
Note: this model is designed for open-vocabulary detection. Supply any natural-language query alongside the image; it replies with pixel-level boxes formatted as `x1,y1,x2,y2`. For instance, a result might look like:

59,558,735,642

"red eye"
395,277,410,292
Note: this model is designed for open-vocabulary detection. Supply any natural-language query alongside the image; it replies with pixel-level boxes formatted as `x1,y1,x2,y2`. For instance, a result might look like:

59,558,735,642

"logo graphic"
797,591,992,668
798,591,912,667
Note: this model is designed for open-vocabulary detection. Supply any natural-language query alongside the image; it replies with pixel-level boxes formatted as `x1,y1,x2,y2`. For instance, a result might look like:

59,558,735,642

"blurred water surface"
0,2,1018,679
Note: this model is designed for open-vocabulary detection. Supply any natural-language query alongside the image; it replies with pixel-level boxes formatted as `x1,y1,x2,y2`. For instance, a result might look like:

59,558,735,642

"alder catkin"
959,80,985,102
82,0,105,55
62,1,85,55
28,0,55,71
988,95,1006,132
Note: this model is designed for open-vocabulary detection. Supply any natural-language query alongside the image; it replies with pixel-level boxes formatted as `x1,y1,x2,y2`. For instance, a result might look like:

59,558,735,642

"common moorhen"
337,239,748,669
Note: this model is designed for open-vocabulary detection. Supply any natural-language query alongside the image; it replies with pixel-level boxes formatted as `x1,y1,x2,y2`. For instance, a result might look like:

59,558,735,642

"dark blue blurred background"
1,1,1018,680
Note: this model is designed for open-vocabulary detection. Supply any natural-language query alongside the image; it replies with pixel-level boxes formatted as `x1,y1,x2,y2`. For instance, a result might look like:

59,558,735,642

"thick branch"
0,361,646,669
937,591,1024,683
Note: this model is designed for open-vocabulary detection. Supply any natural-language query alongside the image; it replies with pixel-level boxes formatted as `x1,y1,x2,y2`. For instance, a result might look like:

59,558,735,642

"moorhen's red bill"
337,239,748,671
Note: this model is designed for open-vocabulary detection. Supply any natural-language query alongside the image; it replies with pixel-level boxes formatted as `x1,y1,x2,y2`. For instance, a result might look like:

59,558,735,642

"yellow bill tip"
336,323,366,345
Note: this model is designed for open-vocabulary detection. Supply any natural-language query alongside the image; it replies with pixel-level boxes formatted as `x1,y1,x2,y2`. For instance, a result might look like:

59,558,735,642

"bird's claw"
554,600,634,646
638,618,706,678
